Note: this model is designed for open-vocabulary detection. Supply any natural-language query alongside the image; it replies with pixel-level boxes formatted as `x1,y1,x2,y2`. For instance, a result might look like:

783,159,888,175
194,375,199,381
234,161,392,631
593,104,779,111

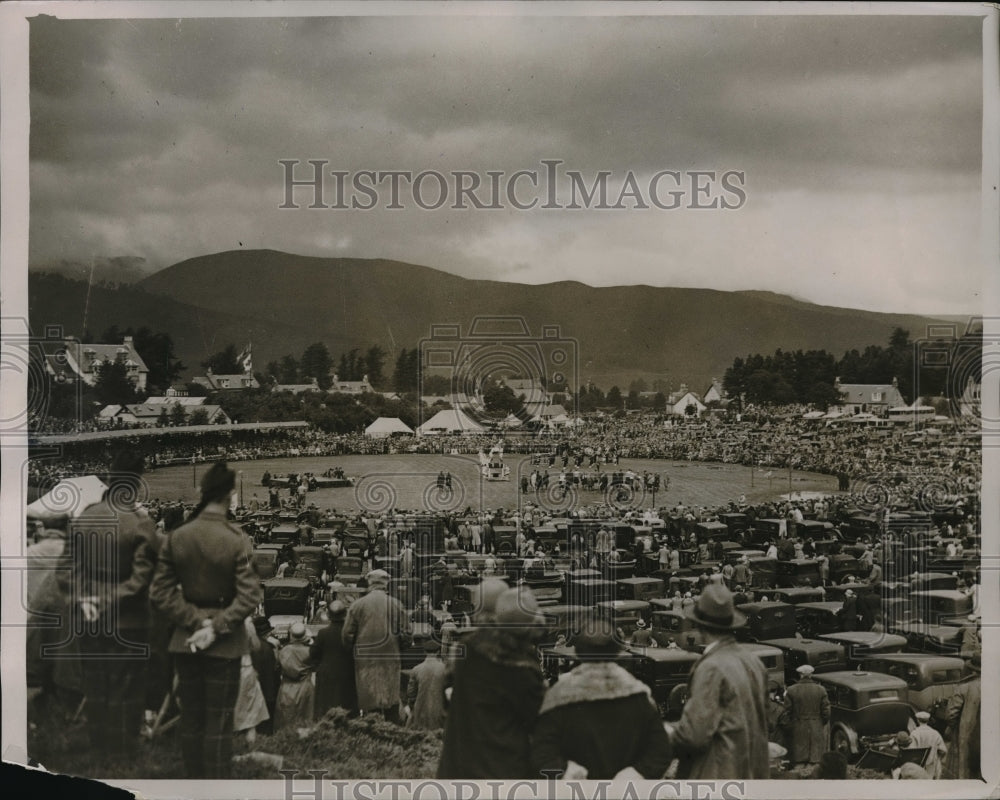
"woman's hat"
288,622,308,642
895,731,912,747
635,618,647,628
572,619,623,660
684,583,747,631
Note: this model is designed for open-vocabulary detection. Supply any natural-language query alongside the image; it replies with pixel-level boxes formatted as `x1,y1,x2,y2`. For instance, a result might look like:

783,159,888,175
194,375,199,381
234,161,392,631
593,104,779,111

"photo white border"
2,2,997,798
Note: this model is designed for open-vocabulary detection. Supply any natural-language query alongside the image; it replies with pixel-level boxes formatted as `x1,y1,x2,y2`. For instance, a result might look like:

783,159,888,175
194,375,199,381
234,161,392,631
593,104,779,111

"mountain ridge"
28,249,954,393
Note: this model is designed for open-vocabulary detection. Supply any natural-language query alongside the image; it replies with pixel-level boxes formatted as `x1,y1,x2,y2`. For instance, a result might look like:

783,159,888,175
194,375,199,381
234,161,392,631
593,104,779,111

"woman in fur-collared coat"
437,586,547,779
531,622,672,780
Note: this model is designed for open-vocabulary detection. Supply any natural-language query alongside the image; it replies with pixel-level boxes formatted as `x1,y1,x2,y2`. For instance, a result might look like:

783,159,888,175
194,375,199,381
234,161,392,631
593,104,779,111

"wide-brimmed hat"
635,618,647,629
288,621,308,642
684,583,746,631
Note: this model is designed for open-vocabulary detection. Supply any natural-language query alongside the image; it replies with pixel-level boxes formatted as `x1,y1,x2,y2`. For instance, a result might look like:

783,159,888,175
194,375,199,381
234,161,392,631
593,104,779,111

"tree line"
723,327,982,407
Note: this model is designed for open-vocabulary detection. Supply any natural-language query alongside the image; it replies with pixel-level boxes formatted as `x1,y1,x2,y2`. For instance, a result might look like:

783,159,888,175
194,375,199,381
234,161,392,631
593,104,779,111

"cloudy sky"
27,8,989,314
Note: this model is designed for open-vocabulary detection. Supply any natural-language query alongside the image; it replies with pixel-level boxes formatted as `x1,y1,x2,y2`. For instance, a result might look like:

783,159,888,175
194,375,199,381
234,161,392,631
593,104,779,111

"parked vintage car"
735,601,798,642
617,576,666,602
759,636,847,683
650,609,702,650
746,556,778,589
596,600,652,637
770,586,826,605
291,545,328,583
522,569,566,605
747,518,784,546
694,521,730,543
775,558,822,588
333,555,366,585
813,671,913,757
741,642,786,688
907,572,960,592
262,576,312,640
887,620,966,655
798,519,838,541
268,523,301,546
907,590,973,625
857,653,971,727
794,601,846,638
826,553,863,585
718,513,751,540
567,576,616,606
817,632,908,666
251,543,285,581
539,604,597,646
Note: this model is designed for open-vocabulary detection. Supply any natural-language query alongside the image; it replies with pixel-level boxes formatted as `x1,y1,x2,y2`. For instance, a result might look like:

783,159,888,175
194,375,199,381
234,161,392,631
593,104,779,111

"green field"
143,454,839,514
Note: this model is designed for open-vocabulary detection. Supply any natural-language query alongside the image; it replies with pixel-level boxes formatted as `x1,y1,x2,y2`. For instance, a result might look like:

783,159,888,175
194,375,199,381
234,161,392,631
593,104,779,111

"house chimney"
891,376,898,388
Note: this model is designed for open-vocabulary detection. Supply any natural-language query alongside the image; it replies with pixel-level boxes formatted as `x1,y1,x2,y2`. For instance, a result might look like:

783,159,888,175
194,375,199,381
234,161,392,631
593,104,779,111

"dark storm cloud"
25,11,988,313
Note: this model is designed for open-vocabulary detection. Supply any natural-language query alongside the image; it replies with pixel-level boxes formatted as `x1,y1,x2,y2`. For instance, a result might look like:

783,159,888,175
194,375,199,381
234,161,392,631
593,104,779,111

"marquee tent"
417,408,485,434
364,417,414,438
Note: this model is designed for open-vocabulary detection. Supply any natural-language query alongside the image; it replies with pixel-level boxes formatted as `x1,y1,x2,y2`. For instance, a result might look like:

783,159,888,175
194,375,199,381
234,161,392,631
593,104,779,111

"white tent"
27,475,108,520
501,413,523,428
417,408,485,434
364,416,414,438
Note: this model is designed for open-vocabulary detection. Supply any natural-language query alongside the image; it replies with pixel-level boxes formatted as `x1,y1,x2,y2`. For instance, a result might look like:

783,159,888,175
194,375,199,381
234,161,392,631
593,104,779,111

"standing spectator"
909,710,947,779
311,600,357,719
275,622,316,730
249,616,281,735
342,569,411,723
781,665,830,768
531,619,671,780
438,586,547,778
58,449,159,760
150,461,262,779
944,653,981,779
627,618,658,648
732,556,750,589
666,583,770,778
233,618,270,744
405,639,448,731
838,589,859,631
399,541,415,577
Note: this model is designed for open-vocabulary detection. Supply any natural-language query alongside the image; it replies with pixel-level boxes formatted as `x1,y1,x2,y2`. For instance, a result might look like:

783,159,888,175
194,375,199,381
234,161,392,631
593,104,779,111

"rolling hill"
29,249,952,392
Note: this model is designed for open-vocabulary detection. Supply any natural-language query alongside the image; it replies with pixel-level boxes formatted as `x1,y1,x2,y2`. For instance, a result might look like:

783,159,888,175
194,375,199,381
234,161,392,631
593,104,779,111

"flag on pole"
237,343,252,374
